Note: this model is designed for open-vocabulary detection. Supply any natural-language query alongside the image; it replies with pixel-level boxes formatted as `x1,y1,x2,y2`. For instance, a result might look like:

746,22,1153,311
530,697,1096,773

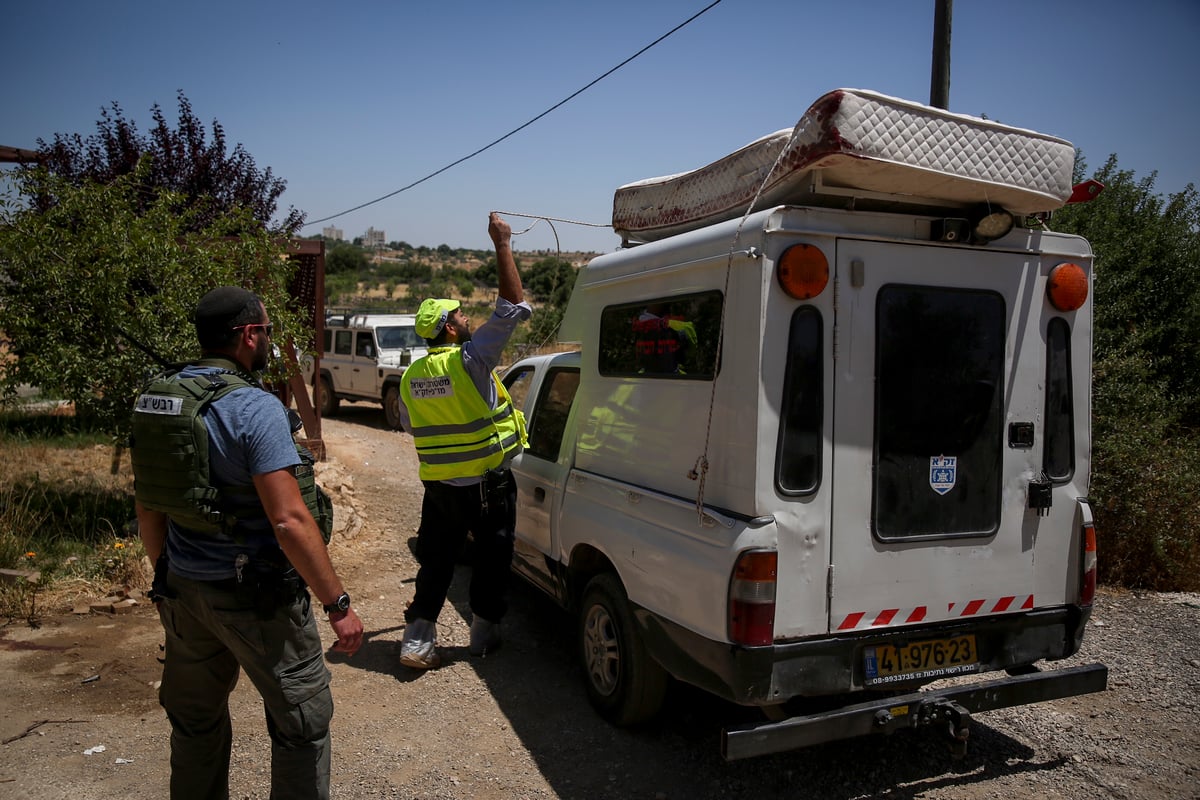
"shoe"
399,618,441,669
469,615,502,657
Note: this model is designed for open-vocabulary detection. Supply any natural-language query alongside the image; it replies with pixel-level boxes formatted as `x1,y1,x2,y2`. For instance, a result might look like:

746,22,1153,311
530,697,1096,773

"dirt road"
1,404,1198,799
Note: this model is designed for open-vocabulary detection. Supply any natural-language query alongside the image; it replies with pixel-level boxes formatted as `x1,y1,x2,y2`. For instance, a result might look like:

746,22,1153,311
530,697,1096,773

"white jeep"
304,311,427,429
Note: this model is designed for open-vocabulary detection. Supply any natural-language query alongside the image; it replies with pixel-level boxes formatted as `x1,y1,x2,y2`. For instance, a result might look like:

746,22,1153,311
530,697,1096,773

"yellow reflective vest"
401,346,527,481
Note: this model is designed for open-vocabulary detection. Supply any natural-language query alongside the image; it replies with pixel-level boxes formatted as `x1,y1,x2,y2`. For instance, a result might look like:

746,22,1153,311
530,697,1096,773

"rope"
491,210,610,353
691,123,804,521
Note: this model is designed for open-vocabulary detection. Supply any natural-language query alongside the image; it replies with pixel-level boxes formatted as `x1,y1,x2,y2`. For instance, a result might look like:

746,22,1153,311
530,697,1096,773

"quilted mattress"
612,88,1076,243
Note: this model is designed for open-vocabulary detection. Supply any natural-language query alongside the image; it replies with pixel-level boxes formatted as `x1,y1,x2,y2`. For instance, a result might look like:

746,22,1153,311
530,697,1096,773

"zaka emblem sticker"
930,455,957,495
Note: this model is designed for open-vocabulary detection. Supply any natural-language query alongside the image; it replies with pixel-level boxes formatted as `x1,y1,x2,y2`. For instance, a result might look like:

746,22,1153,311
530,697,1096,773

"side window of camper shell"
597,291,723,379
775,307,823,495
1044,318,1074,481
526,368,580,461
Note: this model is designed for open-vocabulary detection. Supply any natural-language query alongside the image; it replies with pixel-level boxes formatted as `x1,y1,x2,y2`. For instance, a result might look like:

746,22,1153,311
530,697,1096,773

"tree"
30,91,302,236
326,242,370,274
1049,154,1200,589
523,257,577,307
0,167,310,439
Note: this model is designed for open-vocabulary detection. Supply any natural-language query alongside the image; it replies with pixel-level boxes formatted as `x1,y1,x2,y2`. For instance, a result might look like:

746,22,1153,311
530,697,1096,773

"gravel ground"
1,405,1197,799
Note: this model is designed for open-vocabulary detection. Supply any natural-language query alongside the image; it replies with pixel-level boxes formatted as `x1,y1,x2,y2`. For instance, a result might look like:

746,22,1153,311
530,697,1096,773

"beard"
250,335,271,371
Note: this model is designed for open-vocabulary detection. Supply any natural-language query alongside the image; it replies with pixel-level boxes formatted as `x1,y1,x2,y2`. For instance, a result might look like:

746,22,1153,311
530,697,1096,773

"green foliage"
326,242,370,274
523,257,577,307
0,166,311,441
1050,155,1200,590
31,91,302,235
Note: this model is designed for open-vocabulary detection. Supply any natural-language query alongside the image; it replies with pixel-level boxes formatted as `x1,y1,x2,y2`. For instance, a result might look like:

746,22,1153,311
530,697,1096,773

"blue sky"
3,0,1197,254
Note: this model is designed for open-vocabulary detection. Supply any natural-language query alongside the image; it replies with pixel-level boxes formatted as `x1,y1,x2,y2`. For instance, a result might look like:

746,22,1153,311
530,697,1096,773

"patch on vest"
409,375,454,399
135,394,184,415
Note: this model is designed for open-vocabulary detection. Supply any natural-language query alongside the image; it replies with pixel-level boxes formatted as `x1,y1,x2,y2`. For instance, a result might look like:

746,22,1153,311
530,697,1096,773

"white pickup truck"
304,311,427,429
499,89,1107,759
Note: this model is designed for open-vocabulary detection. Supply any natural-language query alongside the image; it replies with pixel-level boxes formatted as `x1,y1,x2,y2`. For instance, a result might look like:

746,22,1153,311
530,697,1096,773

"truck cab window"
526,368,580,461
334,330,352,356
503,366,536,413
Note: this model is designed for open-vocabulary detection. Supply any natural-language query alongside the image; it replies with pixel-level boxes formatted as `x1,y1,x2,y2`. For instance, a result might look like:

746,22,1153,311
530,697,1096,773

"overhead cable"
303,0,723,227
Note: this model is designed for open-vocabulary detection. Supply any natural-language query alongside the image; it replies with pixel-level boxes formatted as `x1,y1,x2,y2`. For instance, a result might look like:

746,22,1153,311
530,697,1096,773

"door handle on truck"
534,487,546,503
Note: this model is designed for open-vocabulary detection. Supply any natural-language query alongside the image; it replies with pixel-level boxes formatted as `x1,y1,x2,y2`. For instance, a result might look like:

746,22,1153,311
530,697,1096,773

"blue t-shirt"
164,365,301,581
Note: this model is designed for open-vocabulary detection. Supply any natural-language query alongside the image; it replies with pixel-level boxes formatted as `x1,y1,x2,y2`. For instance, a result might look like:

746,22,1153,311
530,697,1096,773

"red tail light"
729,550,777,646
1080,522,1097,607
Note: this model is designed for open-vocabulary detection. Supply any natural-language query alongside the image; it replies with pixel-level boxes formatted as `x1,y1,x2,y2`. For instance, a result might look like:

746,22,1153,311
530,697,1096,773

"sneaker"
469,615,502,657
399,618,441,669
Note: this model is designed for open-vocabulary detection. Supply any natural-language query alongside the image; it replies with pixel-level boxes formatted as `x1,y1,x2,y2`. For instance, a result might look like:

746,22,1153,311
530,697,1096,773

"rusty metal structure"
276,239,326,459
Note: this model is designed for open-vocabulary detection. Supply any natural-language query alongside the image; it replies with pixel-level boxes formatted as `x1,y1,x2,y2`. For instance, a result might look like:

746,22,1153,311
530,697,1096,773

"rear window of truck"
873,285,1004,540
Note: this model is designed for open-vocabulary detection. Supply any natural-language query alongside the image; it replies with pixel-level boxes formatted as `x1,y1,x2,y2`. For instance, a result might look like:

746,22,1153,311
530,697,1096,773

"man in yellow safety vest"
396,212,531,668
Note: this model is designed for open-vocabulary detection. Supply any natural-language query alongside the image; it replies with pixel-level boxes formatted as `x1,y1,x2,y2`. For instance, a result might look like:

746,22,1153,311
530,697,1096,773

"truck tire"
384,385,403,431
579,572,668,726
317,375,340,417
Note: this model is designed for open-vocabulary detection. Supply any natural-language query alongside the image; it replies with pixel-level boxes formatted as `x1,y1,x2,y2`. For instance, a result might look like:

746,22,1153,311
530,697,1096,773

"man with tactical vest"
131,286,363,800
397,212,531,669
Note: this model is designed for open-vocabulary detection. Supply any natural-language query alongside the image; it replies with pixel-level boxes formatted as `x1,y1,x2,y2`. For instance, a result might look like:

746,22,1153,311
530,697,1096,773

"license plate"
863,634,978,685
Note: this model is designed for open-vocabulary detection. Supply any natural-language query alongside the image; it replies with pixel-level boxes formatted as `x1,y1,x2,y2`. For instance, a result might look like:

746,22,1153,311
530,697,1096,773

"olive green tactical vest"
130,360,332,543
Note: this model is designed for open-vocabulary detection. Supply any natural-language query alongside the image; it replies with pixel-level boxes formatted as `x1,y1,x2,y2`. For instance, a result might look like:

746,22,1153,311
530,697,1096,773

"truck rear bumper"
634,602,1094,703
720,662,1108,760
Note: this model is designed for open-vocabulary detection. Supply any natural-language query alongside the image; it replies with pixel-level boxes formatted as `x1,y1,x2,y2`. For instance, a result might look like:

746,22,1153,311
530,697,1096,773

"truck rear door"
828,239,1049,635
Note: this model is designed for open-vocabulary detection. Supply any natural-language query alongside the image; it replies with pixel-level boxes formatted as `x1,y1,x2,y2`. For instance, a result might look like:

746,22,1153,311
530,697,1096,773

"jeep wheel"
317,375,340,417
579,573,667,726
383,385,404,430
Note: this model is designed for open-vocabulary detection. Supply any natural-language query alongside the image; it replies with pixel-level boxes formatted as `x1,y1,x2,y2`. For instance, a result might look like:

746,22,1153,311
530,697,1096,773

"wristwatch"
323,592,351,614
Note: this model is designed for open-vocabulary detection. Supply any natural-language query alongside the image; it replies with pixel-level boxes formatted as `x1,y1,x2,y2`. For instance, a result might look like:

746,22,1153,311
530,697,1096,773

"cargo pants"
156,571,333,800
405,469,517,625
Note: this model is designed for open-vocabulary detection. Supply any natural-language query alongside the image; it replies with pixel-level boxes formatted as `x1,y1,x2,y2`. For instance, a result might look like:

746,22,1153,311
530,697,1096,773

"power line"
303,0,723,228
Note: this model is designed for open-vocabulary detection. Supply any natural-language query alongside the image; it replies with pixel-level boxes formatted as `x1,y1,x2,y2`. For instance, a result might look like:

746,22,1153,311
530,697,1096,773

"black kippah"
193,286,259,344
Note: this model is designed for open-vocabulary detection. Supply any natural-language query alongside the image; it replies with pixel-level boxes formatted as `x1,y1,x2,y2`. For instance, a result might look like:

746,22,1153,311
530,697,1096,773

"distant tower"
322,226,344,241
363,227,386,249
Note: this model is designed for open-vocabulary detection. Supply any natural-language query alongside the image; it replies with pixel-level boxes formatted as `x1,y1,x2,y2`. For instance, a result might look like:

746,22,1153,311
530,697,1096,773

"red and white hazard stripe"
835,594,1034,632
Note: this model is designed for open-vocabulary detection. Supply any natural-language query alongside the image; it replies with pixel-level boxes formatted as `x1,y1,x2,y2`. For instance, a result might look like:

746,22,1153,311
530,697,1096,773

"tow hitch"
919,698,971,757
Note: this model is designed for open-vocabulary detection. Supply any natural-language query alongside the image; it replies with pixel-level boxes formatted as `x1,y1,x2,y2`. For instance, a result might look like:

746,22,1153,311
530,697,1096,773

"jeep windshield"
377,326,424,349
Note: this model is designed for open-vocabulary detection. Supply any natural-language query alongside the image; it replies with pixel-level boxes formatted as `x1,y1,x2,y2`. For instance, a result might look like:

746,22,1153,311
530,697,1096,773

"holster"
248,567,307,618
481,468,514,518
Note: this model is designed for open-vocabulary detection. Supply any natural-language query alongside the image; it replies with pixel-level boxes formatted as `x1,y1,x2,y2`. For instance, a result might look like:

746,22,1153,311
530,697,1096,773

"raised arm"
489,212,524,304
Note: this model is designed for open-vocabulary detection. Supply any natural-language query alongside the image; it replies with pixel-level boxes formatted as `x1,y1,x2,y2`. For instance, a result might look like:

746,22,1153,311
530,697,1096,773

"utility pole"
930,0,952,109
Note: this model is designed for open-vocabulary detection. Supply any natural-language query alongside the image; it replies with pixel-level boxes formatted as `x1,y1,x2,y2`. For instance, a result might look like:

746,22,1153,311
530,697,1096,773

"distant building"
363,227,386,249
322,226,344,241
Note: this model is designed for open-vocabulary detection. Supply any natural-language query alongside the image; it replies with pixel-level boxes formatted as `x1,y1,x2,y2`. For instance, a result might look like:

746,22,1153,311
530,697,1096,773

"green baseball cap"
415,298,460,339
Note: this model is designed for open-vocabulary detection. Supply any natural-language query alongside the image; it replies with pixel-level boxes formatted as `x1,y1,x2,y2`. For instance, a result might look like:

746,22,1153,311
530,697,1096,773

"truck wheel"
317,375,339,417
383,385,403,430
579,573,668,726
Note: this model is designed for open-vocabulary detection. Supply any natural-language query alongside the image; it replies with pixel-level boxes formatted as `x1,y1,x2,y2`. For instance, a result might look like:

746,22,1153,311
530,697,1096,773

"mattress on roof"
612,88,1075,243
